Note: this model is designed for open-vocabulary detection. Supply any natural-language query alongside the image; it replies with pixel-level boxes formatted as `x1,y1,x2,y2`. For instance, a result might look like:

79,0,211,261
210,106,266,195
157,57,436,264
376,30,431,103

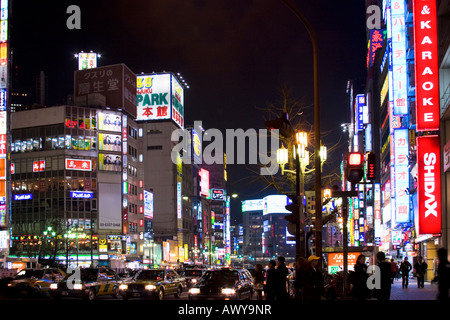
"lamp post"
279,0,322,263
277,131,313,260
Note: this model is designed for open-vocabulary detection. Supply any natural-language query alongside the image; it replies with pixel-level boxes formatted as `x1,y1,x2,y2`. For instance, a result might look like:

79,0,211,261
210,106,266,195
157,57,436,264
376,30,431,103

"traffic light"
264,112,295,139
285,197,300,223
366,152,376,181
346,152,364,185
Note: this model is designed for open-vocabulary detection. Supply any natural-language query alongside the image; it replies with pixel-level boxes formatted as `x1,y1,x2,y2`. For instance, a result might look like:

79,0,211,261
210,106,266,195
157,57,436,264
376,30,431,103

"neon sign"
413,0,440,131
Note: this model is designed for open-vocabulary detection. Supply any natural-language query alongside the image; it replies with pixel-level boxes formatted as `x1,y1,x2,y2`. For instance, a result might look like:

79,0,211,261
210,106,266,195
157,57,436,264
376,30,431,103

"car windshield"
185,270,202,277
136,270,164,281
15,269,44,279
200,270,239,285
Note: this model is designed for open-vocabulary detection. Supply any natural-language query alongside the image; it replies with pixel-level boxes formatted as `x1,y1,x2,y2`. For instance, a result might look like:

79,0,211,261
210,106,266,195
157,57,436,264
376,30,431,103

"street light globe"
277,146,289,167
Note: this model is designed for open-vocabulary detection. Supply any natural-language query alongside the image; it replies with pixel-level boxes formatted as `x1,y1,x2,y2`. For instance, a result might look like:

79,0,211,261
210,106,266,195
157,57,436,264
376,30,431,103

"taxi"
7,268,66,296
116,269,183,300
49,267,120,300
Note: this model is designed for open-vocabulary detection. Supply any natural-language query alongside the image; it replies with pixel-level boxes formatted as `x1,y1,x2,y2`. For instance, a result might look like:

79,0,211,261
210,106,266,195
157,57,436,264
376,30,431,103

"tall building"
344,0,447,279
438,0,450,254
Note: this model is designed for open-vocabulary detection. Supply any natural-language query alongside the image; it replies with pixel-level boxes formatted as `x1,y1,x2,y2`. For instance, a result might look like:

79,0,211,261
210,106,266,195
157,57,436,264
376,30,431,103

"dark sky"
10,0,367,222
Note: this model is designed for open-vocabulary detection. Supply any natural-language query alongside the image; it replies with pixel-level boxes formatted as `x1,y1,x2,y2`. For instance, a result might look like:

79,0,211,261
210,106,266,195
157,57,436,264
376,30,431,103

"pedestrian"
374,251,391,300
275,256,289,300
294,257,307,300
265,260,277,300
414,256,427,288
437,248,450,301
400,257,412,288
390,258,398,284
253,264,265,300
350,254,370,300
301,255,324,300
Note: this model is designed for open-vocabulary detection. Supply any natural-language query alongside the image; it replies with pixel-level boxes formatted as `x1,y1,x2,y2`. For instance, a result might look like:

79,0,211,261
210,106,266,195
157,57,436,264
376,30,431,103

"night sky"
10,0,367,223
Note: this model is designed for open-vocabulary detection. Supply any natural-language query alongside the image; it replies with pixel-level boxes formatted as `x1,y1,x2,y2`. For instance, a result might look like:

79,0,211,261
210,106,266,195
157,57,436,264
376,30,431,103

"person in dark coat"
275,256,289,300
294,257,307,300
253,264,265,300
301,255,324,300
437,248,450,301
350,254,370,300
374,251,391,300
265,260,277,300
400,257,412,288
414,256,427,288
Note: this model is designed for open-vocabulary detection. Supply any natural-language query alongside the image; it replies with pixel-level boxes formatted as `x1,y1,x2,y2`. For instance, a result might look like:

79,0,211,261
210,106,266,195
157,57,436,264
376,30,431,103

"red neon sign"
416,135,441,235
413,0,440,131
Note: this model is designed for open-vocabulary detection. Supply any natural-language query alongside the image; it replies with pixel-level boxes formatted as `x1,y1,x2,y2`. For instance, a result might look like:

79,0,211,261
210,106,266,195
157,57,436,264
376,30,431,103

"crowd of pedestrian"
254,248,450,301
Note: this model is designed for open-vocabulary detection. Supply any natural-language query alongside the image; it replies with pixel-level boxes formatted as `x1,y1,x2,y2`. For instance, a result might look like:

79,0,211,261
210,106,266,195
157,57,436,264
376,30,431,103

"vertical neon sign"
0,0,7,229
413,0,439,131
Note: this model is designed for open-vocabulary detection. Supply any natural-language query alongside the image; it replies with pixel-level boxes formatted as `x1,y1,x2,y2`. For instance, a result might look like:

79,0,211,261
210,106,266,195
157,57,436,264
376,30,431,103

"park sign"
136,73,184,128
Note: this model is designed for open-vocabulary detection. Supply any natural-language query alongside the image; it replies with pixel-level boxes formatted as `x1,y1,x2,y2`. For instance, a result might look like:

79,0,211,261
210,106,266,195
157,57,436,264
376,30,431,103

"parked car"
116,269,183,300
49,267,120,300
7,268,66,297
188,268,253,300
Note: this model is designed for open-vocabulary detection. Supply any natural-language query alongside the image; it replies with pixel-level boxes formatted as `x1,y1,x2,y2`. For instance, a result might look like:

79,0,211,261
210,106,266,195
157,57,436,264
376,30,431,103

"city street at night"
0,0,449,316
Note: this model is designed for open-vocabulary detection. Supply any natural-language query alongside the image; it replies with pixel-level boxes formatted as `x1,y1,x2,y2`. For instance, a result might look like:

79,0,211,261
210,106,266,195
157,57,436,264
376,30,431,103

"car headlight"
50,283,58,290
145,284,156,290
73,284,83,290
221,288,236,295
189,288,200,294
119,284,128,290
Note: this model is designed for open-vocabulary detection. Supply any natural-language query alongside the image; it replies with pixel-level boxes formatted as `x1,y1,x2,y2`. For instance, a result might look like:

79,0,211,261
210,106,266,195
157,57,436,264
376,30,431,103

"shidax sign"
171,121,280,175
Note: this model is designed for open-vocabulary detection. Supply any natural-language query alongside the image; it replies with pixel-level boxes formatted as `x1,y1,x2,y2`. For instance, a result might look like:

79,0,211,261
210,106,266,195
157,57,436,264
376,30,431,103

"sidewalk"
389,277,438,300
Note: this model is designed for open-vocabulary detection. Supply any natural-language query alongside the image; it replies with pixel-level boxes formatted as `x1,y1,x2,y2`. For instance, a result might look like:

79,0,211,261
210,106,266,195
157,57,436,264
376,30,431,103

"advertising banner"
413,0,439,131
99,133,122,152
98,153,122,171
416,135,441,234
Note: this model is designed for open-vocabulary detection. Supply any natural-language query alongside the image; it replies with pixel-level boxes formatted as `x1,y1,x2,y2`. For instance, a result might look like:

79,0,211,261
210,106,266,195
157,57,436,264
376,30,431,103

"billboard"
416,135,441,234
199,168,210,197
263,195,290,215
413,0,439,131
74,64,137,118
136,73,184,128
242,199,264,212
98,153,122,171
144,189,153,219
98,133,122,152
99,183,122,230
77,52,97,70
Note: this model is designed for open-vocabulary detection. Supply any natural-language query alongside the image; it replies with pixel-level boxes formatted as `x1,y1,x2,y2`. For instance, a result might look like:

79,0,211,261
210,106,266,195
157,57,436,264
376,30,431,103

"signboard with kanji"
74,64,137,118
136,73,184,128
65,158,92,171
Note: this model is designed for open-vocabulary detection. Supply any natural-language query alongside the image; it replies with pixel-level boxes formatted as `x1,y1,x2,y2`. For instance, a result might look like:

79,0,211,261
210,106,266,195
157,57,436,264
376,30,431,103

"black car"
49,268,120,300
188,268,253,300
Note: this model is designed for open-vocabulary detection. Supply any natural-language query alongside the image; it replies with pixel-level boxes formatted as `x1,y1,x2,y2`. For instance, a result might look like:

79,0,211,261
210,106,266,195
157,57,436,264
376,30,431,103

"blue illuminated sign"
70,191,94,199
13,194,32,200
